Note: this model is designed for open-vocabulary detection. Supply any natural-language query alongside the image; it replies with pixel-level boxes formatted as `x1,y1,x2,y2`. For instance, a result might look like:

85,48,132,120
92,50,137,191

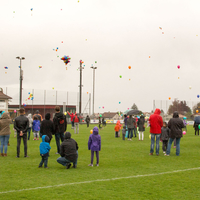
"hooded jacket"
40,113,54,140
168,111,185,139
27,114,33,128
39,135,51,156
85,116,90,123
127,116,135,129
32,119,40,132
194,116,200,124
161,126,170,140
149,109,163,134
14,114,29,134
53,112,67,134
88,126,101,151
68,112,75,122
114,124,120,132
60,132,78,162
0,112,12,136
122,125,127,135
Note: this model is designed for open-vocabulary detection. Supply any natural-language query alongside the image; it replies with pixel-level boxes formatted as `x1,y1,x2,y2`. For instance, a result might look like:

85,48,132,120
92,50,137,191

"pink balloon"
14,110,16,113
183,131,186,135
177,65,180,69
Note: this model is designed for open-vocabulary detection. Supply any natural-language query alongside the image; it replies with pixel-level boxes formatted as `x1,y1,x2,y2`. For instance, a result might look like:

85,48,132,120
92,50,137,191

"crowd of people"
0,107,198,168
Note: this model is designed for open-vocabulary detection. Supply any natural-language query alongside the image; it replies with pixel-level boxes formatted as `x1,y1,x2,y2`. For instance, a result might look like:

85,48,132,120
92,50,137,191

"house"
102,112,121,120
0,88,12,112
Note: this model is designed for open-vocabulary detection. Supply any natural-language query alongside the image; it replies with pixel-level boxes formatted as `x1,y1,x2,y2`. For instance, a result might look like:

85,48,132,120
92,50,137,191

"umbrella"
126,109,140,115
124,109,133,114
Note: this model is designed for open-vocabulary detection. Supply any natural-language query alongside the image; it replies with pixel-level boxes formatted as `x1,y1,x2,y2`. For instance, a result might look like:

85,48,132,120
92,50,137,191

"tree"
167,100,191,115
131,103,138,110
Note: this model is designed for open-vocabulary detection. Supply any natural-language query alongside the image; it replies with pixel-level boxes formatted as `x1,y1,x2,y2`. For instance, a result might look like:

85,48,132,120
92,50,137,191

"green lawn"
0,124,200,199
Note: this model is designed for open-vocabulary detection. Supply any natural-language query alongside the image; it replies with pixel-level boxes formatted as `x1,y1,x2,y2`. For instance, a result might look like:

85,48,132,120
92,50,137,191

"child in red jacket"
114,123,120,138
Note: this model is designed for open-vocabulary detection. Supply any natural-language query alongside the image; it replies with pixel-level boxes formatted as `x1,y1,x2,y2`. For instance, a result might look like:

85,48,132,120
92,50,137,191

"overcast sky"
1,0,200,113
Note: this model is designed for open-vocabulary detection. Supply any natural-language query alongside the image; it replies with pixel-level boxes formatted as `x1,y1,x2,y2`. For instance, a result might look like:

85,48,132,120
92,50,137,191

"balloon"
183,131,186,135
82,120,84,122
128,66,131,69
149,56,151,58
198,124,200,130
99,114,102,117
64,112,67,115
95,61,97,63
189,86,192,89
196,110,199,113
119,102,121,104
90,130,93,134
61,41,63,43
177,65,180,69
14,110,16,113
162,32,164,34
169,97,171,100
52,87,54,89
197,95,200,98
66,67,67,70
178,77,180,79
149,134,151,139
119,75,122,78
129,79,131,81
39,66,42,69
87,92,88,94
102,106,104,109
61,55,71,66
4,67,8,69
183,117,187,120
30,8,33,11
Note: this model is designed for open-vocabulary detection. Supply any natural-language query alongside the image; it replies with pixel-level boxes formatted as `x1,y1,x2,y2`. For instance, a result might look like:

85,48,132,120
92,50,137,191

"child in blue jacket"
38,135,51,168
32,116,40,140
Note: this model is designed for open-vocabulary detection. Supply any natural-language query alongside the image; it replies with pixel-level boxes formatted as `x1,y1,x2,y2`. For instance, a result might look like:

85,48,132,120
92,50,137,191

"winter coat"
60,132,78,162
88,126,101,151
40,113,54,140
127,117,135,129
161,127,170,140
14,114,29,134
86,116,90,123
122,126,127,135
149,109,163,134
114,124,120,132
168,112,185,139
73,115,80,123
27,114,33,128
124,117,128,126
39,135,51,157
53,112,67,134
68,113,75,122
0,112,12,136
194,116,200,124
137,116,145,131
32,120,40,132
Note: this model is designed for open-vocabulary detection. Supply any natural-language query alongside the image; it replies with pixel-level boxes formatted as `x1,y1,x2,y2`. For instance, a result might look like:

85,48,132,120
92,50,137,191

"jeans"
17,133,28,157
55,133,64,154
27,128,31,140
74,123,79,134
133,127,137,137
166,138,181,156
39,155,48,167
0,135,10,154
71,121,74,129
128,128,133,138
57,151,78,166
150,133,161,155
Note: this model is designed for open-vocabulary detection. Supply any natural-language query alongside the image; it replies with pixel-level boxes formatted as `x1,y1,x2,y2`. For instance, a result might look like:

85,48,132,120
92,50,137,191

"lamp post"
16,56,25,109
79,60,84,114
90,65,97,116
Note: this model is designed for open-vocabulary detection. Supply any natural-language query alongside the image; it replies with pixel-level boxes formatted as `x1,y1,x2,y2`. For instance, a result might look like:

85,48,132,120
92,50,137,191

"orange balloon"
90,130,93,134
196,110,199,113
128,66,131,69
149,56,151,58
169,97,171,100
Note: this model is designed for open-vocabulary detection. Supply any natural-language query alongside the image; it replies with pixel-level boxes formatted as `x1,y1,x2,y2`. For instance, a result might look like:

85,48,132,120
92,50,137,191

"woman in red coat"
149,108,163,156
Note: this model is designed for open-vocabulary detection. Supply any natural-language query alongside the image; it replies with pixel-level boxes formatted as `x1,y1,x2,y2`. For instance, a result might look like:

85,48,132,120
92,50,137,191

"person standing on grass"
88,126,101,167
57,132,79,169
38,135,51,168
32,116,40,140
127,115,134,141
85,115,90,128
149,108,163,156
137,115,145,141
193,115,200,136
165,111,185,156
0,112,12,157
73,113,80,134
160,122,169,154
40,113,54,144
122,125,127,140
26,113,33,140
53,106,67,154
114,122,120,138
33,110,43,137
14,108,29,158
67,111,75,129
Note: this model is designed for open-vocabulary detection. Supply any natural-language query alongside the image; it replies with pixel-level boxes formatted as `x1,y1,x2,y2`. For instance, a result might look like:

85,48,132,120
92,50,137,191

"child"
137,115,145,141
32,116,40,140
117,120,122,137
38,135,51,168
122,125,127,140
99,117,102,130
88,126,101,167
114,122,120,137
161,122,169,154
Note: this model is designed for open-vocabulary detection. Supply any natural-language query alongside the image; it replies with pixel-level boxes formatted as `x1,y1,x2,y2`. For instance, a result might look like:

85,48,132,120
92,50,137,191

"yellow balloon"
90,130,93,134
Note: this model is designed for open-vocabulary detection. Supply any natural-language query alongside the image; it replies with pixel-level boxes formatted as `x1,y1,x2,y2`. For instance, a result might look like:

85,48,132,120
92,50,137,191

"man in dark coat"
40,113,54,143
193,115,200,136
57,132,78,169
85,115,90,128
14,108,29,158
165,111,185,156
53,106,67,154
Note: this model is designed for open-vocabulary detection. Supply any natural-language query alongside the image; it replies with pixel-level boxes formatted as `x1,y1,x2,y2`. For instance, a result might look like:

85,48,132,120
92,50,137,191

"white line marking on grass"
1,167,200,194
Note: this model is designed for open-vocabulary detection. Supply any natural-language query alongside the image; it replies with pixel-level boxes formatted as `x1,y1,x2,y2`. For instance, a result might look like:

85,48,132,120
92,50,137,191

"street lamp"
16,56,25,109
79,60,84,114
90,65,97,116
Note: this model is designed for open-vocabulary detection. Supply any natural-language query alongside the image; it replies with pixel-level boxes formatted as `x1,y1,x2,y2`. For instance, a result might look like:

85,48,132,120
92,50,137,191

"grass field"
0,124,200,200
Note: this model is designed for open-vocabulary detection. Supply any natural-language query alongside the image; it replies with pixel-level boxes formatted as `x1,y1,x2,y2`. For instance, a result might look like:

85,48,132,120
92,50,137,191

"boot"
4,153,7,157
1,153,4,156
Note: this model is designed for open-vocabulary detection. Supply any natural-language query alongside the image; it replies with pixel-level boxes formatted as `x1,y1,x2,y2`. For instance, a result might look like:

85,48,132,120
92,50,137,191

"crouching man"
57,132,78,169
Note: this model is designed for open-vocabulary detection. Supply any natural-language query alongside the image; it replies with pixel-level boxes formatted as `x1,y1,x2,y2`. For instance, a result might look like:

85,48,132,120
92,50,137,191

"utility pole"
91,65,97,116
79,60,84,114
